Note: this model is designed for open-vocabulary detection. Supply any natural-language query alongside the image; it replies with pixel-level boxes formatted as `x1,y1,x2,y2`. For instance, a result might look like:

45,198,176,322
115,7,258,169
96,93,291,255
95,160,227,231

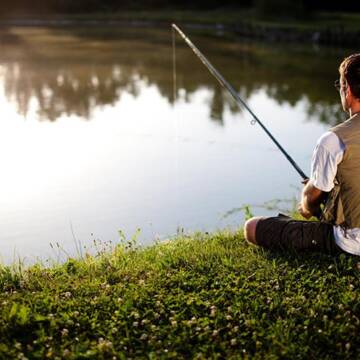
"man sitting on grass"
244,53,360,256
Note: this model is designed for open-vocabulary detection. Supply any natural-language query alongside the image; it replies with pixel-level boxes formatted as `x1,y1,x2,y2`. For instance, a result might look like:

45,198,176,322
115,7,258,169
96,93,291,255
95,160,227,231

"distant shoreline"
0,11,359,47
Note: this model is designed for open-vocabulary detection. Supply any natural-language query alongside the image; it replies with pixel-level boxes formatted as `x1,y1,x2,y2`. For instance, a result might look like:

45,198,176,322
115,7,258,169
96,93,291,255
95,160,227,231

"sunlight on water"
0,26,350,263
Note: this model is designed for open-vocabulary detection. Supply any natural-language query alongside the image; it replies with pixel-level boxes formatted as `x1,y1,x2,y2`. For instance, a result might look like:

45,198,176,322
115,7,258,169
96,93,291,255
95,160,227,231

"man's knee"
244,216,265,245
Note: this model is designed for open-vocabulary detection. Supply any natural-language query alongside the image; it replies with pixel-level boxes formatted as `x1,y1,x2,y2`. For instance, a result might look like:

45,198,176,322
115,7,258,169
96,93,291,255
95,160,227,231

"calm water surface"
0,26,352,263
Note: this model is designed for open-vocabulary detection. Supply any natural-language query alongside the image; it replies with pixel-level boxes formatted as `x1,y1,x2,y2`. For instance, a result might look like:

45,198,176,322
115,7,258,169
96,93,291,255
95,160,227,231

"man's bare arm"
298,180,325,219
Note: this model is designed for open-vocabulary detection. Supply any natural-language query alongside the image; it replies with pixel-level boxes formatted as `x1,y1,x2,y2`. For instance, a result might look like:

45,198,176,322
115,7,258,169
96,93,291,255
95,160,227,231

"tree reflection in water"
0,26,348,125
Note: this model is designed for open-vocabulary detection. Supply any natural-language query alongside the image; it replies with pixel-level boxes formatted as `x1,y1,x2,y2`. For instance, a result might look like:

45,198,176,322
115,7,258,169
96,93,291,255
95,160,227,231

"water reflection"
0,26,347,125
0,26,355,262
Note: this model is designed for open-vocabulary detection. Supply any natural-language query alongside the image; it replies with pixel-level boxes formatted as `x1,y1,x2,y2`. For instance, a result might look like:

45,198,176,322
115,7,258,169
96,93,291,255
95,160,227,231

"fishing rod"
172,23,308,181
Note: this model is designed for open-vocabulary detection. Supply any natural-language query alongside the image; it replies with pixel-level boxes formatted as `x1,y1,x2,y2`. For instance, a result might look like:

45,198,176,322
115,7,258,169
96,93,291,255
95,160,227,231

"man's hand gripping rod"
172,23,308,181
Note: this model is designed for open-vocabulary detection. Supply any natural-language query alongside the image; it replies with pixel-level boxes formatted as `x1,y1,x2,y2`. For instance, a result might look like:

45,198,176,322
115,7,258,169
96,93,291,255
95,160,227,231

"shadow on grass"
260,245,359,277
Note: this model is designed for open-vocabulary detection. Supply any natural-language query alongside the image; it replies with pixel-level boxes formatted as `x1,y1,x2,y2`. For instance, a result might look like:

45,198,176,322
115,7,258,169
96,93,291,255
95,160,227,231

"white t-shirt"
310,131,360,255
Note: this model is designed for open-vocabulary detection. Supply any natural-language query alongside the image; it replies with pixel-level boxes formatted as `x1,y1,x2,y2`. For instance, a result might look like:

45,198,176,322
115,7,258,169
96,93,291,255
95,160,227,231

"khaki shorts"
255,214,343,254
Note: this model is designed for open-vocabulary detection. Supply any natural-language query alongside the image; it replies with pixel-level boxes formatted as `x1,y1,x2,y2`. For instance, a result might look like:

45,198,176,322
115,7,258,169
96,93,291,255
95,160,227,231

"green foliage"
0,230,359,358
243,205,254,220
0,0,356,16
254,0,306,19
8,303,31,325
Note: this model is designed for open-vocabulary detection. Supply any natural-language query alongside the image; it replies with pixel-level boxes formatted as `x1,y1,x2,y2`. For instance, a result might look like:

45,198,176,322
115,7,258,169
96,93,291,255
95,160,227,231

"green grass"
0,228,359,359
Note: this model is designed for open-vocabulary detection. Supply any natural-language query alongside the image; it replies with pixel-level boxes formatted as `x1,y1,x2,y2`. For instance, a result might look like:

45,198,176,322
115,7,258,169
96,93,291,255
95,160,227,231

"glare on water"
0,26,349,263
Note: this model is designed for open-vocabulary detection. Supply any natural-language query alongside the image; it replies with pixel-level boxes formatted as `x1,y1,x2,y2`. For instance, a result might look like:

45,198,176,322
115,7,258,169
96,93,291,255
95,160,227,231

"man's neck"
349,104,360,116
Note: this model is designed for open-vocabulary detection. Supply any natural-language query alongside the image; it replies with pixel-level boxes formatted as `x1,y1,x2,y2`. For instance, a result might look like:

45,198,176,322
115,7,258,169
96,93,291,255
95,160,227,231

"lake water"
0,25,351,263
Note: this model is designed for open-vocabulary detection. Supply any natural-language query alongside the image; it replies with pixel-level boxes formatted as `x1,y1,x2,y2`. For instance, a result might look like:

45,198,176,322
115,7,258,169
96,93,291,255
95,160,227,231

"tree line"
0,0,359,17
0,26,342,124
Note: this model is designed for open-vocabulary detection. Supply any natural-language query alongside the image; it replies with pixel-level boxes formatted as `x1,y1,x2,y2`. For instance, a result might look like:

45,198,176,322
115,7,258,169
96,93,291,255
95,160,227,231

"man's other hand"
297,202,312,219
299,180,324,219
301,178,310,185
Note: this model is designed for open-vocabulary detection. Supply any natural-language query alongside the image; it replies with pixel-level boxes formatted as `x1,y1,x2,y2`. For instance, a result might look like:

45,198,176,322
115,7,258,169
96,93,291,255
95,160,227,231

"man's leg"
244,214,341,254
244,216,266,245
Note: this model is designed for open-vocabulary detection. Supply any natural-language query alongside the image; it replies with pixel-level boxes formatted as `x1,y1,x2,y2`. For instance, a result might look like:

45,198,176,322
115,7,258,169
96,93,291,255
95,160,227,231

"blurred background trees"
254,0,307,19
0,0,359,17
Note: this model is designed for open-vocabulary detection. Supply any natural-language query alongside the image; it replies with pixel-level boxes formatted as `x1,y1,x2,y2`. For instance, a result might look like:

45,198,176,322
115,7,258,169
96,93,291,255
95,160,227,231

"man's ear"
346,86,351,96
345,84,353,103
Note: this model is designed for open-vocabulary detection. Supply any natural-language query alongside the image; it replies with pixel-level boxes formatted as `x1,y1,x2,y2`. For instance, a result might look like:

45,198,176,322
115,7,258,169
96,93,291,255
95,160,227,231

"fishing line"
172,25,180,228
171,23,308,181
172,26,177,104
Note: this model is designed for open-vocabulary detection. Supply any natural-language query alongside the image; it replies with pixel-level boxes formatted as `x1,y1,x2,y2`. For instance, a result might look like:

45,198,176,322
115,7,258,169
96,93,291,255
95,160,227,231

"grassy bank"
1,229,359,358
